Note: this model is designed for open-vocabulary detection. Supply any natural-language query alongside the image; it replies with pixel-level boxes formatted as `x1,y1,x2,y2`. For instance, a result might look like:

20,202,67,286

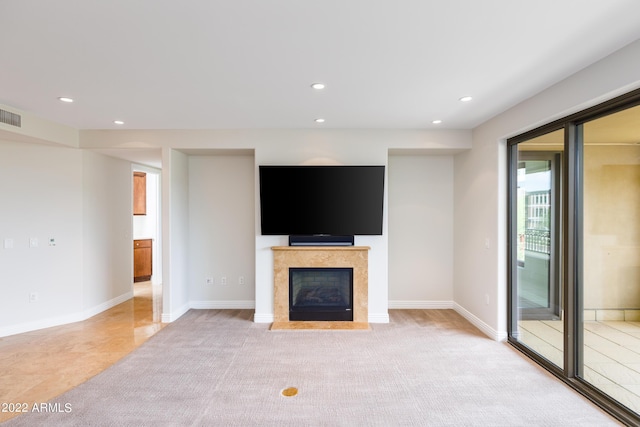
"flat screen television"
259,165,385,236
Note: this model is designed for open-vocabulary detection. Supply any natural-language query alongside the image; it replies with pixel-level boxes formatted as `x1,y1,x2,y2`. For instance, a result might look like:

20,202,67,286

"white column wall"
82,150,134,311
161,148,190,321
188,154,255,307
388,154,454,308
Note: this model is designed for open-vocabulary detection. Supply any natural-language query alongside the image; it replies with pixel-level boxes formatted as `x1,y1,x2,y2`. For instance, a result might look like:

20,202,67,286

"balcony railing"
525,228,550,254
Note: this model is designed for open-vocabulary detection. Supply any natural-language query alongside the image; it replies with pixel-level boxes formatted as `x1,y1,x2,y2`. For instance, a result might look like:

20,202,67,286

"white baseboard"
0,291,133,338
387,301,507,341
388,300,454,309
453,302,507,342
161,302,190,323
0,312,84,338
84,291,133,319
368,312,390,323
189,300,255,310
254,313,274,323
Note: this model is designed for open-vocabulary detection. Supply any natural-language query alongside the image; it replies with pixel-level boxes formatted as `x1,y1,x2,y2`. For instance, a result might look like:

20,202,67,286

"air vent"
0,109,21,127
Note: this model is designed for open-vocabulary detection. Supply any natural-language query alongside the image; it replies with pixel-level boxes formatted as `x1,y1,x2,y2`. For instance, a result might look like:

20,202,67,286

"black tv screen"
259,165,385,236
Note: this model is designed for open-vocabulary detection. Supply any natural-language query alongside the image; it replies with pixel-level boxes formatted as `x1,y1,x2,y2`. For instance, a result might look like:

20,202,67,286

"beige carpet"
6,309,619,426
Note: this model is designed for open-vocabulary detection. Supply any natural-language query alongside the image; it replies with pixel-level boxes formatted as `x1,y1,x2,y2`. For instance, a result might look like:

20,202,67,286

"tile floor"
0,281,164,423
519,319,640,414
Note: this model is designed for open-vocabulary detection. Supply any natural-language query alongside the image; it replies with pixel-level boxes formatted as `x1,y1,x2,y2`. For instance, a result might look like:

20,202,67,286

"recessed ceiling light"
113,120,124,125
432,119,442,124
314,118,325,123
58,97,74,103
459,96,473,102
311,83,325,90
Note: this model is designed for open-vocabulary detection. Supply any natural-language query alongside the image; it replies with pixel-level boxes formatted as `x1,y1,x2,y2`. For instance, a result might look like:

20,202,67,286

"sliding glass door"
579,104,640,413
508,89,640,425
511,130,564,369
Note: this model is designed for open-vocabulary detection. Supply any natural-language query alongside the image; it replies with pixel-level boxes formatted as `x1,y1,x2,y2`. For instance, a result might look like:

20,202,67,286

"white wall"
0,140,134,336
388,154,454,307
162,148,190,321
188,153,255,307
82,150,134,310
0,140,83,335
453,129,503,339
454,39,640,340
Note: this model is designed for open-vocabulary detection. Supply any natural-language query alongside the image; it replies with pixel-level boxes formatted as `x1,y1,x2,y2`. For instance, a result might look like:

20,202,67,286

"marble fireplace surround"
271,246,370,330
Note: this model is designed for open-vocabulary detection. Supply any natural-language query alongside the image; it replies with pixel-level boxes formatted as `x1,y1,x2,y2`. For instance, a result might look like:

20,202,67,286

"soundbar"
288,235,354,246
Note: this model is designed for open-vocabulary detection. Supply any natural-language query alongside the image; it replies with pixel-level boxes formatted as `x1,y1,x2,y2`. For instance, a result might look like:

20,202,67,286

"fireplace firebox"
289,268,353,321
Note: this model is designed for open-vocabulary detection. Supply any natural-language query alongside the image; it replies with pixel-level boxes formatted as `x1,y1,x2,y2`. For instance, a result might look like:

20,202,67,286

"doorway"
132,166,162,322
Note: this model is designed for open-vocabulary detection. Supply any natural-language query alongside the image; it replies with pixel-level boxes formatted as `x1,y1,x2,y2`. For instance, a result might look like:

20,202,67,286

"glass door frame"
517,151,562,321
507,87,640,426
508,124,566,378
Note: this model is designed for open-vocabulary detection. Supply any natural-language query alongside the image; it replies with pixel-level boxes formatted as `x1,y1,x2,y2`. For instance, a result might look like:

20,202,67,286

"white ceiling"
1,0,640,132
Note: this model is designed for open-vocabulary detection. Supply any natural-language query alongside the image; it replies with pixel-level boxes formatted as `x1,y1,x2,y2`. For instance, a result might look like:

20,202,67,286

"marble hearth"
271,246,370,330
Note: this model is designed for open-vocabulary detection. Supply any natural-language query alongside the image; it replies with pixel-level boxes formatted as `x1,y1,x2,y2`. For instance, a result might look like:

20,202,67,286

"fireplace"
289,268,353,321
271,246,369,329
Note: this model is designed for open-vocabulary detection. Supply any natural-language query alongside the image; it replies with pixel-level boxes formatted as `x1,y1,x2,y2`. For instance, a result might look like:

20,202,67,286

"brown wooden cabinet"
134,239,152,282
133,172,147,215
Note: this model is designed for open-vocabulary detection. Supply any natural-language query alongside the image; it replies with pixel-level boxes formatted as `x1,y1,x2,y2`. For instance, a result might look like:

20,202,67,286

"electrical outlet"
29,237,38,248
221,276,227,286
239,276,245,285
205,277,214,285
29,292,38,303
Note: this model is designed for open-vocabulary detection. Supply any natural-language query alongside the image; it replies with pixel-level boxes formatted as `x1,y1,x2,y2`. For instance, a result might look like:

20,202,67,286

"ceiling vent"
0,108,21,127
